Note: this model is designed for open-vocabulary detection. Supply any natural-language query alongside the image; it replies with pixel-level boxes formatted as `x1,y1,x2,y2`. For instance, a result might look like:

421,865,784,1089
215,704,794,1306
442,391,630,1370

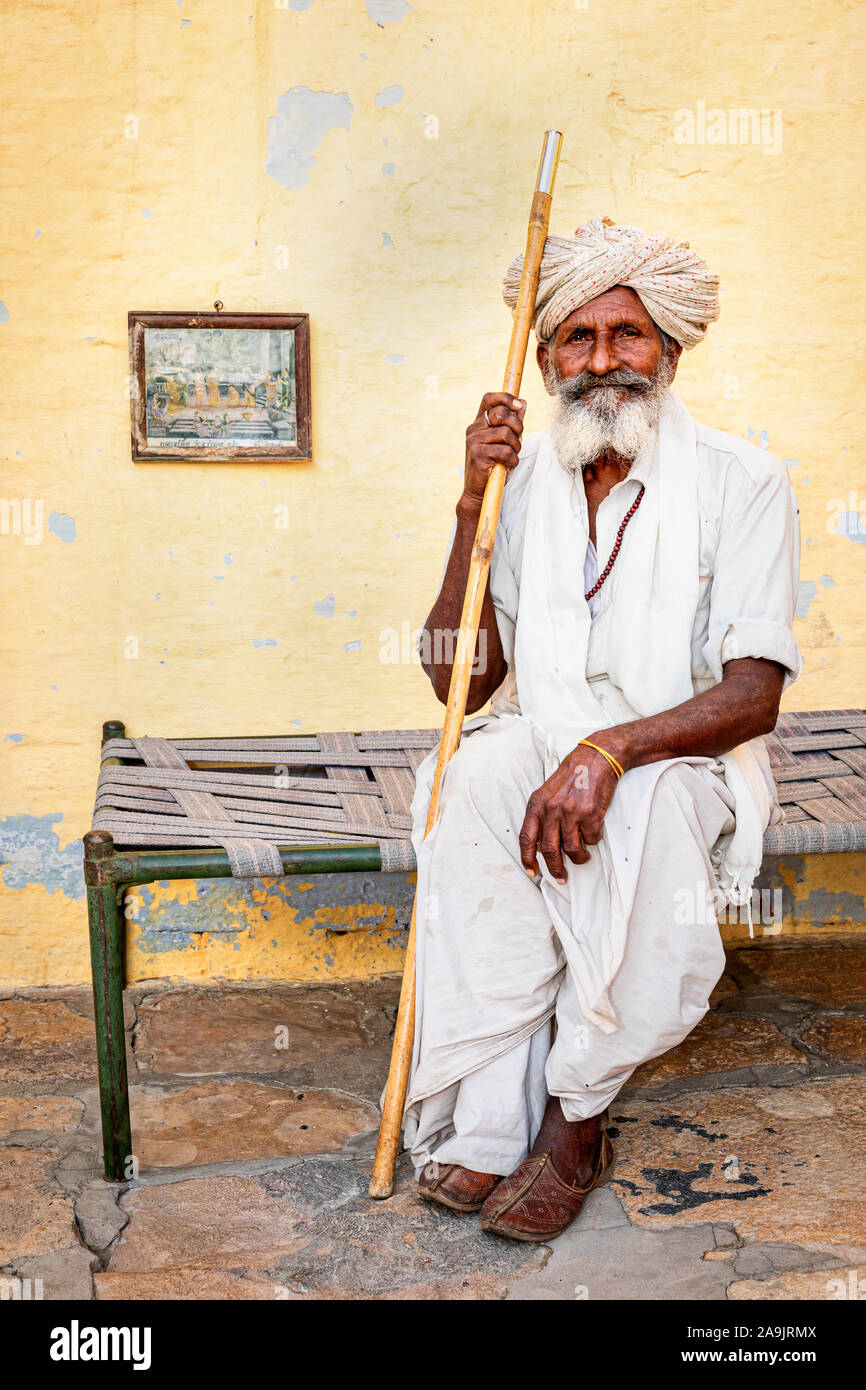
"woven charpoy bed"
83,710,866,1179
92,727,438,877
91,710,866,871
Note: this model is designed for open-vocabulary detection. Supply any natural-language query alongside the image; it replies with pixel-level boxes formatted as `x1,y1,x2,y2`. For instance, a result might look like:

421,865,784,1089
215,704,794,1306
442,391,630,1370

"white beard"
549,382,669,475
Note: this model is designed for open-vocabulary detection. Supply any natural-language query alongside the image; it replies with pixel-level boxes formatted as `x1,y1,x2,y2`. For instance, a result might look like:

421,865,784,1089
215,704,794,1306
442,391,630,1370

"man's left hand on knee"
519,743,619,883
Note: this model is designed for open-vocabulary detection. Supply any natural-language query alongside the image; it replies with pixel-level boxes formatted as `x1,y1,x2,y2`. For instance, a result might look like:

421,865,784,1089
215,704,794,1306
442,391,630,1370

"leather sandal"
414,1161,503,1213
479,1132,615,1241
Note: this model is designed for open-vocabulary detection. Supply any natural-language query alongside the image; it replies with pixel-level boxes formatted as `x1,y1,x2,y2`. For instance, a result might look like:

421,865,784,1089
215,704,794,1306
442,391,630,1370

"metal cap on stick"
536,129,562,194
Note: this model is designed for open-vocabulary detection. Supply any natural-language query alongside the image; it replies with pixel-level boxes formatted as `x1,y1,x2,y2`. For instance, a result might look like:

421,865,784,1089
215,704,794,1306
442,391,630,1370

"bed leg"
85,830,132,1183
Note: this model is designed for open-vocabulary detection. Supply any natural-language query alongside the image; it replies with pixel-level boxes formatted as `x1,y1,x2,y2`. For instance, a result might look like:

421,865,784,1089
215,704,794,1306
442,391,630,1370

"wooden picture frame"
129,311,311,462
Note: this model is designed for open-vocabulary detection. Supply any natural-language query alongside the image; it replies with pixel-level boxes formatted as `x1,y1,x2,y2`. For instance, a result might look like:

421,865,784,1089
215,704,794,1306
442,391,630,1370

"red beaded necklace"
584,484,646,603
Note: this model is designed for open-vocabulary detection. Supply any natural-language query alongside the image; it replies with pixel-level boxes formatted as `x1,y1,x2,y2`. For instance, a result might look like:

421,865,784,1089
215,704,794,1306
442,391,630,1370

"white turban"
502,215,720,349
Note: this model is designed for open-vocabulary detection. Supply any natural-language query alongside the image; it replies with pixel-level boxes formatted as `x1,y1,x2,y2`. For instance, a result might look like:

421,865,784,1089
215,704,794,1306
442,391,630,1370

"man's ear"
667,339,683,381
537,339,555,395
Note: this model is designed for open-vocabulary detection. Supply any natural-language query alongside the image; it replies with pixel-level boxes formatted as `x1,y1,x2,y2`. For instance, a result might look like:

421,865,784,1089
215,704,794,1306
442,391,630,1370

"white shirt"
487,422,802,710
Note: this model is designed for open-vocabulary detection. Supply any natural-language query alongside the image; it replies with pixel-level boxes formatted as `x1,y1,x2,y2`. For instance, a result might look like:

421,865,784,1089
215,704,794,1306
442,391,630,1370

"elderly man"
401,216,801,1242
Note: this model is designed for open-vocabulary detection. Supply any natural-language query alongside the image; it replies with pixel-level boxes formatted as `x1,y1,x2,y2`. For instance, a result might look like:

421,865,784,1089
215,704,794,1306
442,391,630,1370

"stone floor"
1,941,865,1301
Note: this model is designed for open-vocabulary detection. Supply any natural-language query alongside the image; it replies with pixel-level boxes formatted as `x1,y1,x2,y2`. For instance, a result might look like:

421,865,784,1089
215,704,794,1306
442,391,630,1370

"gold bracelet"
578,739,625,781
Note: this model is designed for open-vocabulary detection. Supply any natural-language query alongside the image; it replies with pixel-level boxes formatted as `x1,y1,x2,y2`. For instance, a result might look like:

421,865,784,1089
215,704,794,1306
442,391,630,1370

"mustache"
555,368,655,400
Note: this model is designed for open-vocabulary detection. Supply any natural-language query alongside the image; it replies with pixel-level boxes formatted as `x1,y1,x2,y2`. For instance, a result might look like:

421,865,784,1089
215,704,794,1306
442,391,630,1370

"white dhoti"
402,713,737,1175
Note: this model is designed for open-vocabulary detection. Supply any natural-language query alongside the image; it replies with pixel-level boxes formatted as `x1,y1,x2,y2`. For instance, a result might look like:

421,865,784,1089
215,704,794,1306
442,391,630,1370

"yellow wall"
1,0,864,987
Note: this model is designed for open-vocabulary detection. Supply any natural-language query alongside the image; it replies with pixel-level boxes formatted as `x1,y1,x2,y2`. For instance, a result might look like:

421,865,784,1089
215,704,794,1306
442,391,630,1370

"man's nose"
586,335,618,376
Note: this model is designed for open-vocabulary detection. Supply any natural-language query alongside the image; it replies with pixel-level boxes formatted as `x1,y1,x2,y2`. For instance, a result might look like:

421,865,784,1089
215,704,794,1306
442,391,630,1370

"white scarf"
510,391,770,1028
515,391,700,747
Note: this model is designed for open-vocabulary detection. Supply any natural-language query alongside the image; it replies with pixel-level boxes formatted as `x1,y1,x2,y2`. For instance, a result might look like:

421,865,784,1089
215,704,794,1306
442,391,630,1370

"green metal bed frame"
85,720,387,1181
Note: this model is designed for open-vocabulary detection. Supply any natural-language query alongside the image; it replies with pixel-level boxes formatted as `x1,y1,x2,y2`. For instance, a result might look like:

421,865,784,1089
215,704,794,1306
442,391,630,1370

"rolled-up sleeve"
703,462,802,690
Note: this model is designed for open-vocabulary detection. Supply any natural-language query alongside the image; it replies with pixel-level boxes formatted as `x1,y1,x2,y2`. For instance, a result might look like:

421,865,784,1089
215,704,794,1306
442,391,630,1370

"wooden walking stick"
369,130,563,1199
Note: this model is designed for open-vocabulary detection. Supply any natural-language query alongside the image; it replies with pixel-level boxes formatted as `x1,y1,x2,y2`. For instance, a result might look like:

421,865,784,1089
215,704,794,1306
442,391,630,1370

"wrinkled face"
538,287,683,472
537,286,680,395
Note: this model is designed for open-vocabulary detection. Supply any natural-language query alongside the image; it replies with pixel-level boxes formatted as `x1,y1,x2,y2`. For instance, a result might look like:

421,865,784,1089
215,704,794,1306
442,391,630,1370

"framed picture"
128,311,311,462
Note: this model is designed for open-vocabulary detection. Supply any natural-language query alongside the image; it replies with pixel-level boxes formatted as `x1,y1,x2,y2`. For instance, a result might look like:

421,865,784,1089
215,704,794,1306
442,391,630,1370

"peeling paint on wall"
375,85,403,107
837,513,866,545
789,886,866,925
266,87,353,189
48,512,76,543
0,815,84,899
796,580,817,618
366,0,412,22
131,882,251,953
126,870,416,982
